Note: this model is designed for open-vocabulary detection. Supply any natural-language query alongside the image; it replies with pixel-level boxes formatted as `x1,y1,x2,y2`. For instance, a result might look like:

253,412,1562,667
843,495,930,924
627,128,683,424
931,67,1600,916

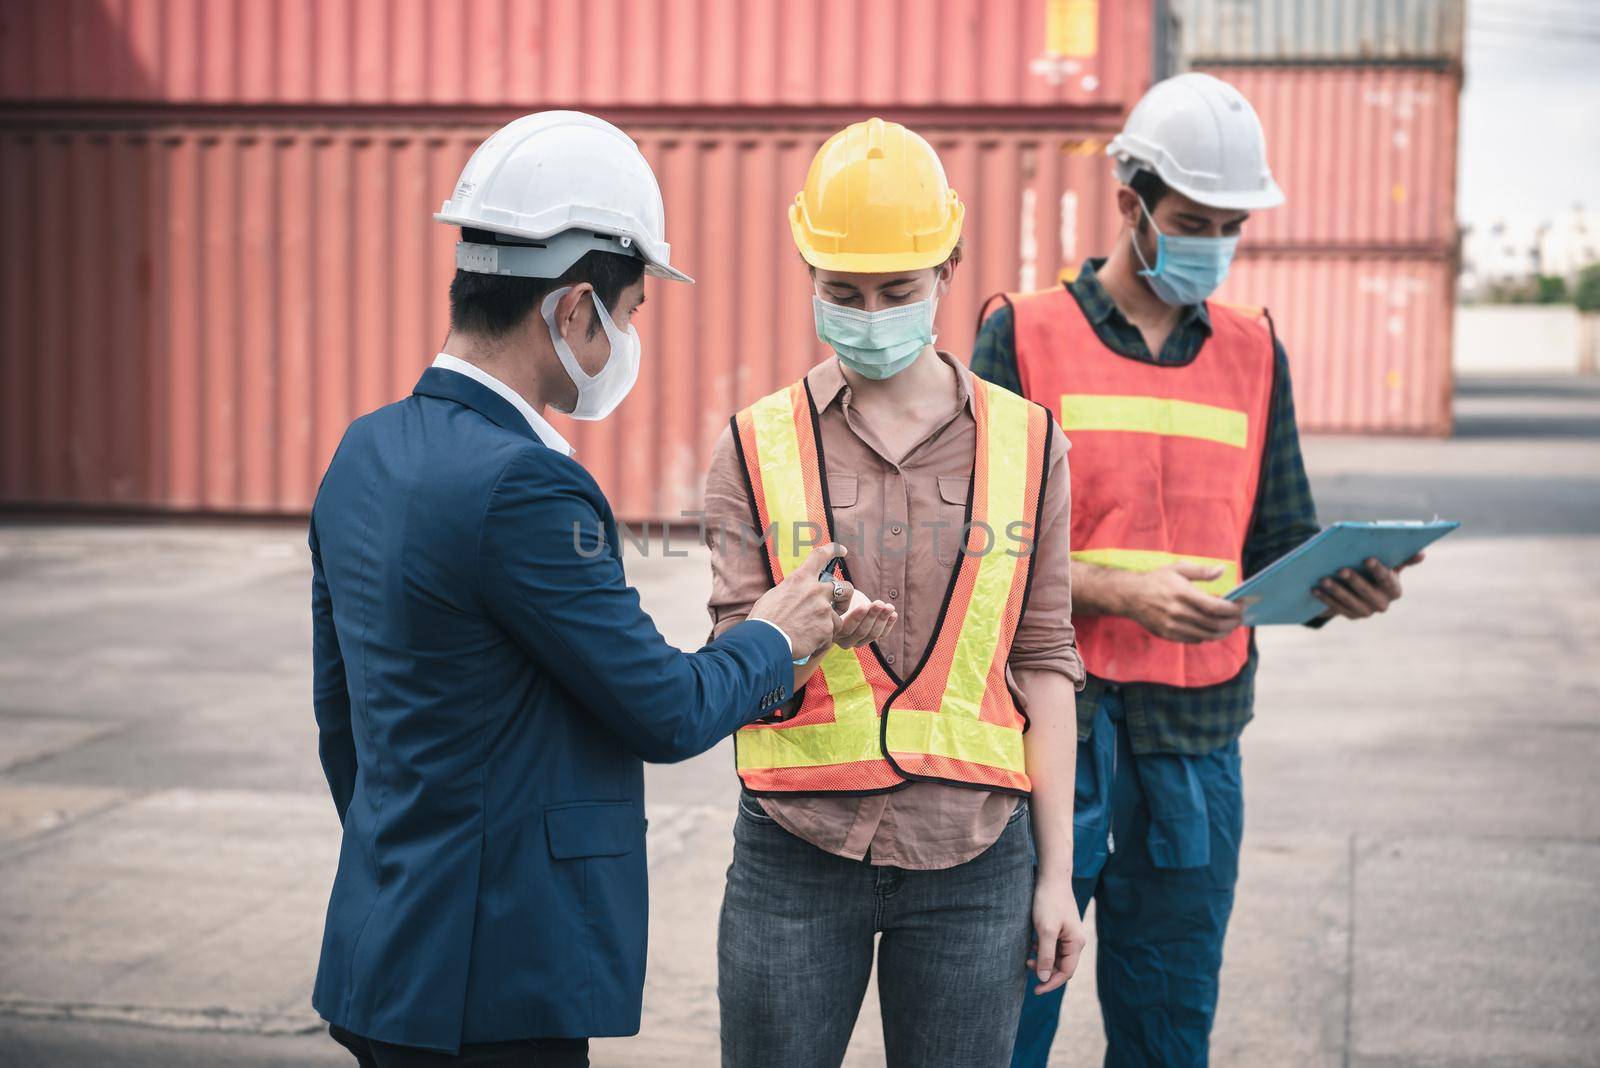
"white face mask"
541,287,641,421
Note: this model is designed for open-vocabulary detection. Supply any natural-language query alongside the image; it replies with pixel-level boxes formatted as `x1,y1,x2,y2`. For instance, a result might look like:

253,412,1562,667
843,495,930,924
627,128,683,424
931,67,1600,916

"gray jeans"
718,792,1035,1068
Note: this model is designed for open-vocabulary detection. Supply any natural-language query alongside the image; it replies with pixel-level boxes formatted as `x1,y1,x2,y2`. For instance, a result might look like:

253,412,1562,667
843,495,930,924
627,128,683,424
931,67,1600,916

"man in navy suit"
310,112,891,1067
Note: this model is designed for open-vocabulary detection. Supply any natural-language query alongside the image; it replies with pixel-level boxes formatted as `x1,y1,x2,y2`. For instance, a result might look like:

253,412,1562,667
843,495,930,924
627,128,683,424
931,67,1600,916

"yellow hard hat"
789,118,964,273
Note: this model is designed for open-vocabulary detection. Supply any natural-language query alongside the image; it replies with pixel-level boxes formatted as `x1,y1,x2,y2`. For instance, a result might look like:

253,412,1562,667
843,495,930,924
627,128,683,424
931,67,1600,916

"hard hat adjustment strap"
454,228,645,279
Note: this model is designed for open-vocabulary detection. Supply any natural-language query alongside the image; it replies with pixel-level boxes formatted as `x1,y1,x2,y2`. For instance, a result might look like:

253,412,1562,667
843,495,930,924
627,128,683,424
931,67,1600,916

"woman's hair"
943,235,965,270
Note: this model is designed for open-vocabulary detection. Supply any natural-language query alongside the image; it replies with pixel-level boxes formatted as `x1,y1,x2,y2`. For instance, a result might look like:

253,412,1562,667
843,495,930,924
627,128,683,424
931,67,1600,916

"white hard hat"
436,110,693,284
1107,73,1284,212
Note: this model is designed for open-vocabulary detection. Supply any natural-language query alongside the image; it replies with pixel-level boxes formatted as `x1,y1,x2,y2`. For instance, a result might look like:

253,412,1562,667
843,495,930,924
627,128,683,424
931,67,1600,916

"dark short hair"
448,228,647,339
1128,168,1172,211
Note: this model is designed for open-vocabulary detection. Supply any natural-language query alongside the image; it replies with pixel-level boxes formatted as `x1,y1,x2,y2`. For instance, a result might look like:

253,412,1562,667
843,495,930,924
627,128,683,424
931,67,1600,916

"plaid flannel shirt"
970,258,1320,755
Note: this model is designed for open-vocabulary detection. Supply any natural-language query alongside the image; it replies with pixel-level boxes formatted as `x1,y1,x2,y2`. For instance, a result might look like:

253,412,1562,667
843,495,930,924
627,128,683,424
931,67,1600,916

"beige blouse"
702,353,1084,870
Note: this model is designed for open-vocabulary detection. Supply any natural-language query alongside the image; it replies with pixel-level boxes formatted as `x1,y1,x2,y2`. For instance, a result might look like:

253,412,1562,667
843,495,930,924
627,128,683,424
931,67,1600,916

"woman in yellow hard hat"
701,118,1088,1067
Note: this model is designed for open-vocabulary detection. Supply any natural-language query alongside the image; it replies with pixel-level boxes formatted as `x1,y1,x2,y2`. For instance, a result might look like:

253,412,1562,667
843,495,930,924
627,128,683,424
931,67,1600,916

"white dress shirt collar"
431,353,575,457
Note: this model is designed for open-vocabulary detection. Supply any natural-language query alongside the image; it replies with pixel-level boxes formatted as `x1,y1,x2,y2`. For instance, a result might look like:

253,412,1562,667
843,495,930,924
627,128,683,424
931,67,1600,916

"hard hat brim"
1109,154,1285,212
644,261,695,284
794,246,957,274
436,210,694,284
790,205,962,274
1171,180,1286,212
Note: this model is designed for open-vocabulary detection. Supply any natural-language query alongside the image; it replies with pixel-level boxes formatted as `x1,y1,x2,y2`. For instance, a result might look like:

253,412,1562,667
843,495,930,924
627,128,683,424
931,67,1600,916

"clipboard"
1226,520,1459,626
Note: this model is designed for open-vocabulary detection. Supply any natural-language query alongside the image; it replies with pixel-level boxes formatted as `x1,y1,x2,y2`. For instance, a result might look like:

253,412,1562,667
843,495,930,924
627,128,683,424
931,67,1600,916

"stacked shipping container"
0,0,1162,517
1183,0,1465,434
0,123,1130,514
0,0,1157,115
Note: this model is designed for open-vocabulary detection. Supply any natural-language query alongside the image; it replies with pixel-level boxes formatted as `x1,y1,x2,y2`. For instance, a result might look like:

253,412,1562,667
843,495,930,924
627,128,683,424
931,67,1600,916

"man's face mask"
812,280,938,380
542,287,640,421
1130,196,1239,307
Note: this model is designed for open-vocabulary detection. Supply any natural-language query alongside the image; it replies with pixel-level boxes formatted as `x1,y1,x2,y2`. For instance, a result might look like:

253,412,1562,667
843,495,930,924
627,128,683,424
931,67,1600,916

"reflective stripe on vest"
996,286,1274,688
730,375,1051,796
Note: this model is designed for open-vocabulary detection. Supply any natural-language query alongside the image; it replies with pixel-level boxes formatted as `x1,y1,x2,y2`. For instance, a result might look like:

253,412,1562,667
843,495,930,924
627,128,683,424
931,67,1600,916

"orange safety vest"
730,375,1052,796
993,285,1275,689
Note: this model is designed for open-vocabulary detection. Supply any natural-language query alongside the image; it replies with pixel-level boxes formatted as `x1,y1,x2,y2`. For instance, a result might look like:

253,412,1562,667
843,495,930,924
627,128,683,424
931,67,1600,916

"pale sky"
1458,0,1600,226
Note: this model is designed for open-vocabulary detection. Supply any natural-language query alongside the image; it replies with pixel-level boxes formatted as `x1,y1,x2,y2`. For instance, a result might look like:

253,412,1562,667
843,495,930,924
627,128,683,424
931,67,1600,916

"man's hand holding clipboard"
1227,520,1458,627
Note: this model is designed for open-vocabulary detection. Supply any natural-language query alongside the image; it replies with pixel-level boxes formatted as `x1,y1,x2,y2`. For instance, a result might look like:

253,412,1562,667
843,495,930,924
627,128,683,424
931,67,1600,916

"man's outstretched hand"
749,543,854,661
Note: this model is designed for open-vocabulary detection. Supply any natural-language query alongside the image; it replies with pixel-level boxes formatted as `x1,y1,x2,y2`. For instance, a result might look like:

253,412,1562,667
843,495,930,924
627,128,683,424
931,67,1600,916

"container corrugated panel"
1217,252,1454,434
0,123,1124,517
0,125,472,511
1180,0,1464,63
1198,64,1460,250
0,0,1151,113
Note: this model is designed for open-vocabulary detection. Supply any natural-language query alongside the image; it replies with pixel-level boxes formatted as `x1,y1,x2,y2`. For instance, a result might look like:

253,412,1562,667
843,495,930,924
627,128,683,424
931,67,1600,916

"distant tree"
1535,274,1569,304
1482,276,1540,304
1576,263,1600,313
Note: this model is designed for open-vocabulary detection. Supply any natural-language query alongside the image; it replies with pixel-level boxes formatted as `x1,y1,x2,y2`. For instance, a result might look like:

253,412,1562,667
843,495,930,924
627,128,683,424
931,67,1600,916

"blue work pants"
1012,690,1244,1068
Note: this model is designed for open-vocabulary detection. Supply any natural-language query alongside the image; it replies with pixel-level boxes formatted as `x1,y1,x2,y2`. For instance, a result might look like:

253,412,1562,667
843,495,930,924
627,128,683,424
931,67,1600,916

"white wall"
1454,304,1598,375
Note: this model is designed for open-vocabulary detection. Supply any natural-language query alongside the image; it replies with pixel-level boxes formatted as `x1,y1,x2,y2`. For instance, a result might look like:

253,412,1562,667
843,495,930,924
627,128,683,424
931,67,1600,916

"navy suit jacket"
309,368,791,1052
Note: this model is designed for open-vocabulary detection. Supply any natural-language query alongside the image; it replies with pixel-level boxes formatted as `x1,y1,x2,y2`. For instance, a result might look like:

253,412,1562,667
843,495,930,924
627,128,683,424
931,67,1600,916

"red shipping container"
0,125,469,512
0,0,1152,118
0,122,1127,518
1197,64,1461,251
1217,251,1455,435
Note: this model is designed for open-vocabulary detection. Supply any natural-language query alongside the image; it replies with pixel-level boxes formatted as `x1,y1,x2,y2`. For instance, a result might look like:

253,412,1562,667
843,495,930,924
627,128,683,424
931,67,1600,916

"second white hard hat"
1107,72,1284,212
436,110,693,283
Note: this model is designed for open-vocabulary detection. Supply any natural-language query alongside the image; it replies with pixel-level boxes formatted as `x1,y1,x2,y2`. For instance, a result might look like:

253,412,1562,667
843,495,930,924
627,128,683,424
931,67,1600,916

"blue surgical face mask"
813,293,937,380
1132,197,1239,307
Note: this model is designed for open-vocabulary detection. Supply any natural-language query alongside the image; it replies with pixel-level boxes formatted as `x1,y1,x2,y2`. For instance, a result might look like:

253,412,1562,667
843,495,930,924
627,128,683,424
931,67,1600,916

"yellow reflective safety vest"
729,374,1053,796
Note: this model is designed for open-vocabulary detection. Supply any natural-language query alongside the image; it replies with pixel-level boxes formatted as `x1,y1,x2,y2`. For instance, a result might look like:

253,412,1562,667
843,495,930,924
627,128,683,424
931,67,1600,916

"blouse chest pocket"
827,473,858,509
823,473,862,560
932,475,972,567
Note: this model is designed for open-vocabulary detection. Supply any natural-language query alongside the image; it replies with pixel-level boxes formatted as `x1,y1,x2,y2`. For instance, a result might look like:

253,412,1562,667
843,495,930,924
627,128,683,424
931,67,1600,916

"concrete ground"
1,375,1597,1067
